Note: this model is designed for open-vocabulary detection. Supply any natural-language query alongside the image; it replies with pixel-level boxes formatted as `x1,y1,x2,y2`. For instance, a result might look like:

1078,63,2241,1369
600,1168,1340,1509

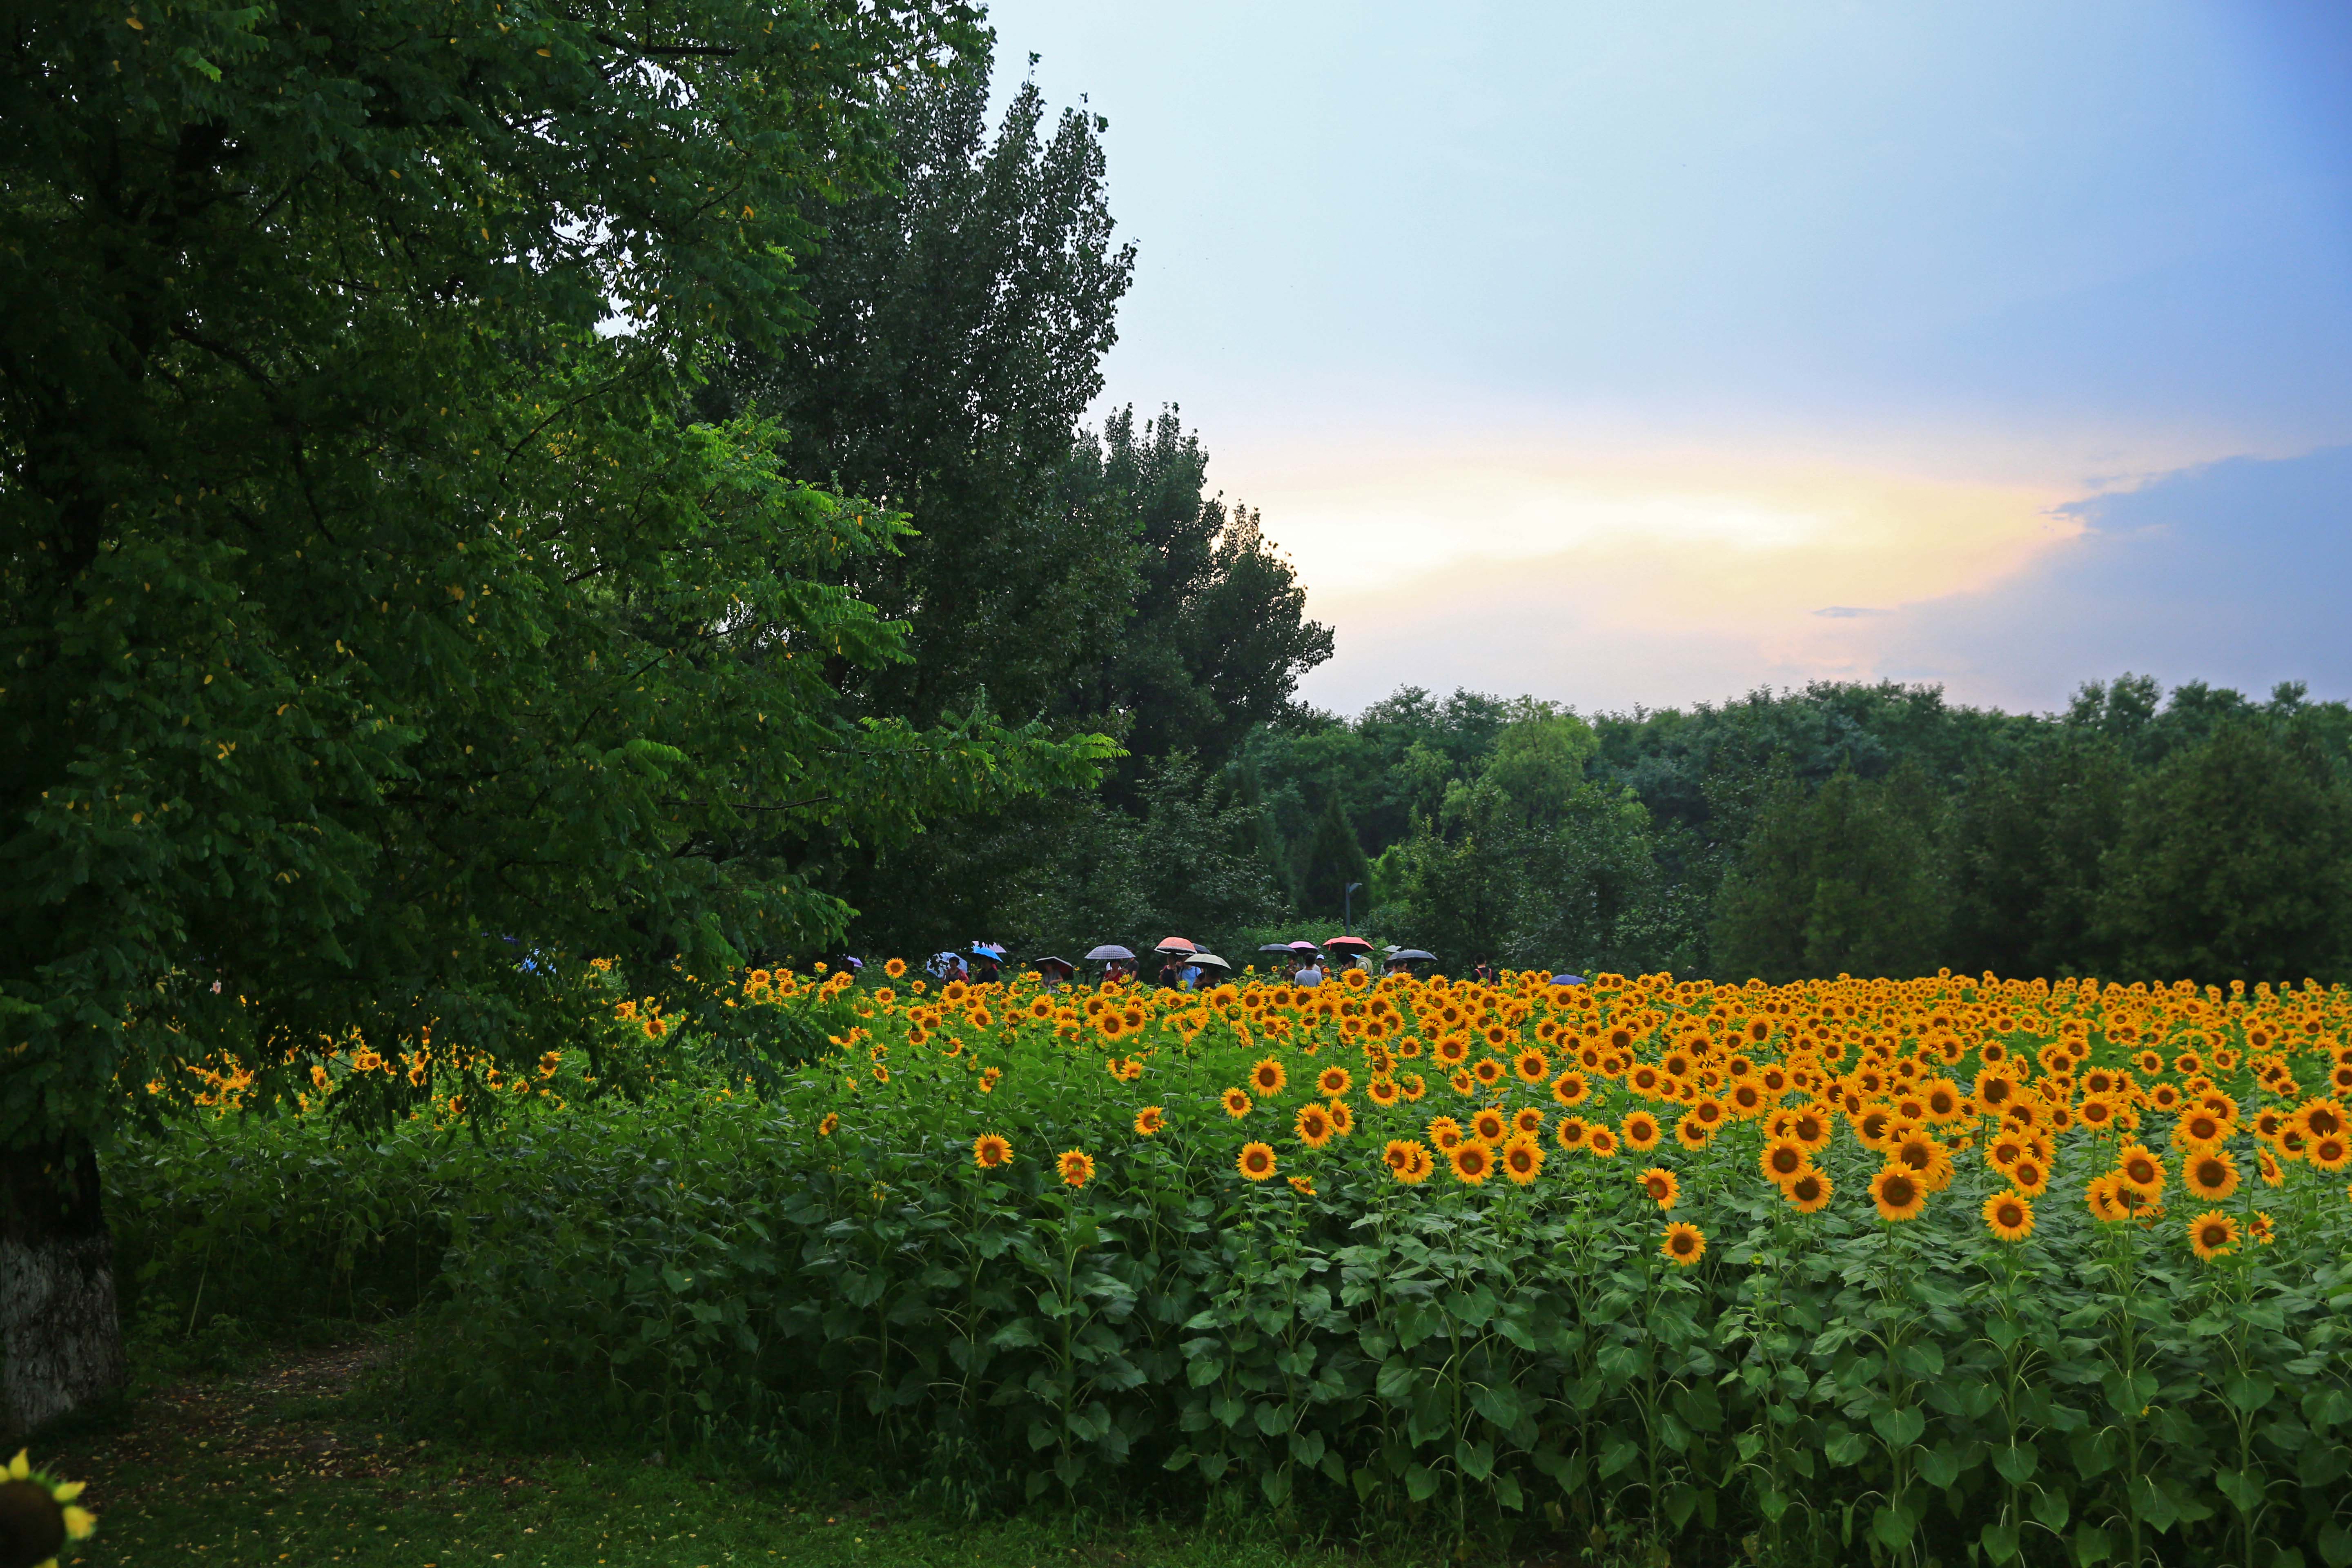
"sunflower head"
1449,1141,1493,1185
1251,1058,1288,1095
1871,1166,1927,1222
1500,1137,1544,1185
2189,1209,2239,1261
1982,1189,2034,1242
971,1133,1013,1169
1784,1169,1832,1212
1133,1106,1165,1136
1661,1221,1706,1267
1237,1141,1277,1181
1222,1087,1253,1118
0,1451,94,1566
1761,1138,1809,1183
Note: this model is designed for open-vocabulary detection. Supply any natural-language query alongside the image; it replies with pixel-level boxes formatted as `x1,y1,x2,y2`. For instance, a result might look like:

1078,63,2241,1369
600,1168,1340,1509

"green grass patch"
44,1336,1460,1568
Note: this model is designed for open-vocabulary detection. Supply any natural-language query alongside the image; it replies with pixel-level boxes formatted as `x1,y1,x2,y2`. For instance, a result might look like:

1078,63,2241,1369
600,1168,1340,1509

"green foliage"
1246,677,2352,984
2097,719,2352,981
0,0,1115,1148
1713,764,1951,983
697,71,1328,961
706,63,1139,731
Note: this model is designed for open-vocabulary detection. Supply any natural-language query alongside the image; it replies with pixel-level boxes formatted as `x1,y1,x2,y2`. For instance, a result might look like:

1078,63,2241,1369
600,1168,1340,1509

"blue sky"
982,1,2352,715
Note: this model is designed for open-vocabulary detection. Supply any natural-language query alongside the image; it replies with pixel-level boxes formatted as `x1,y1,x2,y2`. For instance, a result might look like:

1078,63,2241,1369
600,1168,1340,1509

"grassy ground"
36,1338,1509,1568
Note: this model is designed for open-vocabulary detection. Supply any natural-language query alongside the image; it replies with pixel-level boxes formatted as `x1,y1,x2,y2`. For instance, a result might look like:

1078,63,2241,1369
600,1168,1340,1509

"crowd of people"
837,945,1578,991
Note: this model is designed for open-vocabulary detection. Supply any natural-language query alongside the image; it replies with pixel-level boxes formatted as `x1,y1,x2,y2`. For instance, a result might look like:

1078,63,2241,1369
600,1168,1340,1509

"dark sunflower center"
0,1481,66,1568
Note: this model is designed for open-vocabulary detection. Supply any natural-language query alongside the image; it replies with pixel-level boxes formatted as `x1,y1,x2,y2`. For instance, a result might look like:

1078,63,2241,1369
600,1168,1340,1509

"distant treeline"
1229,676,2352,987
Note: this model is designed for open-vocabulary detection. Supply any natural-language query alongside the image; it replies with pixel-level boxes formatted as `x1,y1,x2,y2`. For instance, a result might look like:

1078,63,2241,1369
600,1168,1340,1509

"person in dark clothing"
1155,956,1182,989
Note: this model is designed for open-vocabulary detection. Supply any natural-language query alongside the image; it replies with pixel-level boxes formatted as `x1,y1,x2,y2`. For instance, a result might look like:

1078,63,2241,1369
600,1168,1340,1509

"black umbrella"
1258,943,1298,955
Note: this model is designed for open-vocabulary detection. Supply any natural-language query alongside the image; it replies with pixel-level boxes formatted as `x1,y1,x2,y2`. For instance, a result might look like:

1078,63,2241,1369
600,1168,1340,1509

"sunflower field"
118,964,2352,1564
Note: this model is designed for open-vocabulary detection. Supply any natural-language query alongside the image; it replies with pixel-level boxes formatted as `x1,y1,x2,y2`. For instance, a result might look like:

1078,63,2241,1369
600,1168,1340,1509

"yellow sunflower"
1236,1141,1278,1181
1221,1087,1253,1118
1390,1141,1436,1185
1638,1165,1679,1209
0,1449,96,1561
1660,1222,1706,1267
1871,1166,1927,1223
1057,1149,1096,1189
1760,1138,1810,1184
2189,1209,2238,1261
1134,1106,1165,1136
971,1133,1013,1169
1782,1169,1833,1213
1500,1136,1544,1185
1449,1141,1494,1185
1982,1190,2034,1242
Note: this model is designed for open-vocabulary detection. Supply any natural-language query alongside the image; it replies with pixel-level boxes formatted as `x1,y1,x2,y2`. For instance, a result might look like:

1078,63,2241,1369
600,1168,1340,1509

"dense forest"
727,67,2352,986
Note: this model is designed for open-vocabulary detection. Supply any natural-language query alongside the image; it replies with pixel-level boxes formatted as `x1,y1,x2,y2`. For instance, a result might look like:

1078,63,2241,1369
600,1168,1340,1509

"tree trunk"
0,1135,125,1441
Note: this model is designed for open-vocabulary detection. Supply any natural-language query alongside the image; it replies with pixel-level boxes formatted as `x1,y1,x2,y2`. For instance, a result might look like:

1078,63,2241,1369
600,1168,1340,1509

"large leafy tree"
0,0,1110,1436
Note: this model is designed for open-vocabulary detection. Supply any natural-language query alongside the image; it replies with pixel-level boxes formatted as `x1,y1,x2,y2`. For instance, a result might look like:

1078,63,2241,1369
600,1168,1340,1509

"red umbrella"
1155,936,1197,954
1324,935,1372,952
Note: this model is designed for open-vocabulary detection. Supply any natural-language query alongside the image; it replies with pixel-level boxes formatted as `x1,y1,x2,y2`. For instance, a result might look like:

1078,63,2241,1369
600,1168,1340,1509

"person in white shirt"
1294,961,1323,987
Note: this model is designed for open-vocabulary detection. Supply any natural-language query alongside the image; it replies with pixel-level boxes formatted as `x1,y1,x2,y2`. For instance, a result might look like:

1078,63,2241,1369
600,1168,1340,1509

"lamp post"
1344,881,1363,936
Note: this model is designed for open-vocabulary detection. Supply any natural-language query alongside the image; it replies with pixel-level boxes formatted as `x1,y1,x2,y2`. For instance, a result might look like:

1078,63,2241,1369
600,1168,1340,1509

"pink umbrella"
1155,936,1197,954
